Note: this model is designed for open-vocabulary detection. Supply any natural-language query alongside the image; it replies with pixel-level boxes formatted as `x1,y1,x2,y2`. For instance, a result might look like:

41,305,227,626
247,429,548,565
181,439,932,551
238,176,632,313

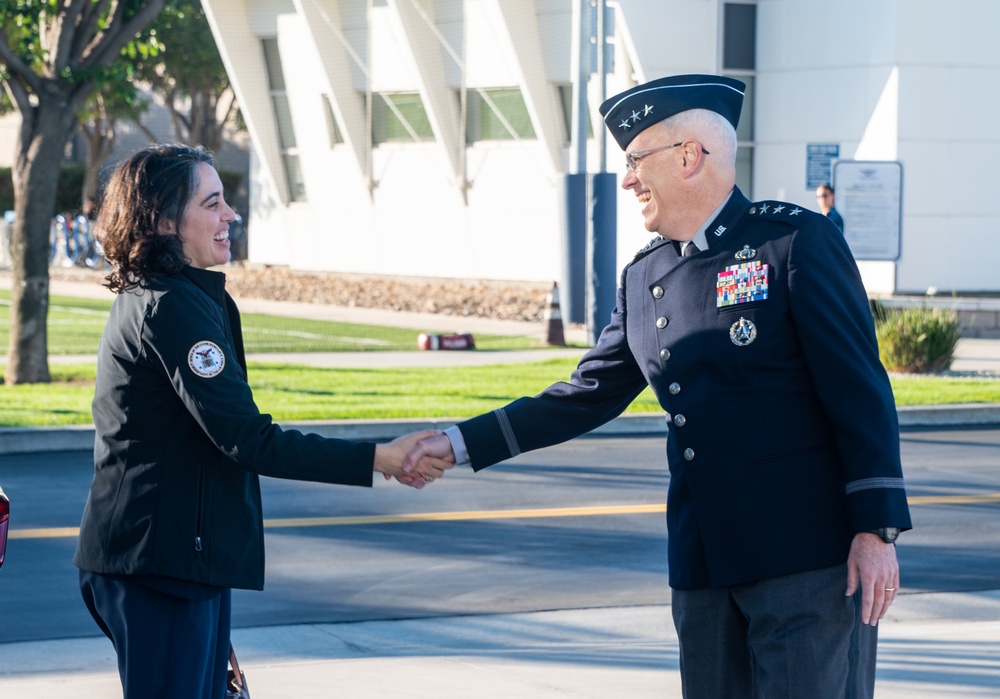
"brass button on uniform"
656,317,668,329
683,448,695,461
652,286,664,299
668,382,681,395
660,348,671,361
673,414,686,427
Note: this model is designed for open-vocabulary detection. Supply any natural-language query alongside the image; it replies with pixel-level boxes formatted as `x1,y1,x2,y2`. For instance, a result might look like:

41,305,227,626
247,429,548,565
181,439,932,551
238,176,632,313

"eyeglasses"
626,141,710,172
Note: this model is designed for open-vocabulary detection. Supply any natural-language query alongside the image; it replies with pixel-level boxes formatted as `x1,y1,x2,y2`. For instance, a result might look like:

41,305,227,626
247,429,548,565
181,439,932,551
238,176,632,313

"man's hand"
374,430,454,489
845,532,900,626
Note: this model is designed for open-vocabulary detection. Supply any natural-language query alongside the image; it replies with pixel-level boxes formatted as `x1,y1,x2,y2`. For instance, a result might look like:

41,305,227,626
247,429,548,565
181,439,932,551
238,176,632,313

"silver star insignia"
759,203,769,214
631,110,642,122
643,104,654,116
772,204,785,213
789,207,802,216
619,119,631,130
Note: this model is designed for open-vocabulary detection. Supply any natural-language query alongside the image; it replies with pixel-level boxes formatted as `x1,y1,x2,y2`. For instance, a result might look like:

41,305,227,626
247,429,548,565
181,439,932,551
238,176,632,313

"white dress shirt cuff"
444,425,472,468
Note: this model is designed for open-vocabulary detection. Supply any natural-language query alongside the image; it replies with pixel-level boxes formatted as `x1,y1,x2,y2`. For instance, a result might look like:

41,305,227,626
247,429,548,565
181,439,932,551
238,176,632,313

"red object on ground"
417,333,476,351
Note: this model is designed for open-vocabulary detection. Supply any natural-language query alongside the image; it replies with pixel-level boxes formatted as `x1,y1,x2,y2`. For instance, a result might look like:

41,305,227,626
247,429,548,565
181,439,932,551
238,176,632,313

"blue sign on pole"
807,143,839,189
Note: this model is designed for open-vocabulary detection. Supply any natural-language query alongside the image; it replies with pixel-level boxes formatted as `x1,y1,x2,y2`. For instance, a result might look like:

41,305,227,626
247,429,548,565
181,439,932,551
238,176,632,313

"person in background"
404,75,910,698
74,144,449,699
816,182,845,233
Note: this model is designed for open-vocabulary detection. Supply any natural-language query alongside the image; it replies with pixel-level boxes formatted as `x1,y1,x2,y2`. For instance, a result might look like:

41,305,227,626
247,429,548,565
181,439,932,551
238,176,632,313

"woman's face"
177,163,237,269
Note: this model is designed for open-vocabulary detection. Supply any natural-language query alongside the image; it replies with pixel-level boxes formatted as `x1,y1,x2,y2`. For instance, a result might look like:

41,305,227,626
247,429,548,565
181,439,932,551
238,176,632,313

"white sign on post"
832,160,903,261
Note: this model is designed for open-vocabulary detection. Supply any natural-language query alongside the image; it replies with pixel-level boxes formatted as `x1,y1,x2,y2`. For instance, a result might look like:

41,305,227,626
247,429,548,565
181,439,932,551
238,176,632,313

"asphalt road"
1,427,998,645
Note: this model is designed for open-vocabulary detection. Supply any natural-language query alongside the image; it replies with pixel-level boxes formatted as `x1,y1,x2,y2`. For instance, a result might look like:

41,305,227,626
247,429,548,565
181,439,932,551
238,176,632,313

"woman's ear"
156,217,176,235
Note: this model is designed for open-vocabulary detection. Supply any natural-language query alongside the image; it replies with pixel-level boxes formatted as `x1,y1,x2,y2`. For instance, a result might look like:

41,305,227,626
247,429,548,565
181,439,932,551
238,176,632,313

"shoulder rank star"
735,245,756,260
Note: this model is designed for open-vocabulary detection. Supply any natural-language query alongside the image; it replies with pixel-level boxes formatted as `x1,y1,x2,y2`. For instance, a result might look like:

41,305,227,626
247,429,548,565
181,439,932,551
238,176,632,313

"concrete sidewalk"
2,592,1000,698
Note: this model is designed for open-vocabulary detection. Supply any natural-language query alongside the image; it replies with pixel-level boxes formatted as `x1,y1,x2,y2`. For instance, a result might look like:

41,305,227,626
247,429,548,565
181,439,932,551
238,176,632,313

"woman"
74,144,446,698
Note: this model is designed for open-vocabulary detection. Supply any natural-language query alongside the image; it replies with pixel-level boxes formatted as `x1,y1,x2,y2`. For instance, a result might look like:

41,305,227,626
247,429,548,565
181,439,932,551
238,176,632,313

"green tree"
0,0,165,384
136,0,237,151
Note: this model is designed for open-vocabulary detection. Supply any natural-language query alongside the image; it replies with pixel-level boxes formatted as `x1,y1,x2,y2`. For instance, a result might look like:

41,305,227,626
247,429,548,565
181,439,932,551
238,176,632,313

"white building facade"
200,0,1000,295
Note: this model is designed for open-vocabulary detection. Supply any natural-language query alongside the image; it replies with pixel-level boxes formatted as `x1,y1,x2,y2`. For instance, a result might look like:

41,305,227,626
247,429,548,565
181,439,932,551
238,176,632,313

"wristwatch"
868,527,900,544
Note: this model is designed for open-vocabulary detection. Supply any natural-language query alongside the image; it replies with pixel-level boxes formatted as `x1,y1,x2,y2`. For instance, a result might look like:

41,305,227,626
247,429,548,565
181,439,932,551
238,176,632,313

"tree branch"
46,0,87,75
81,0,168,70
130,116,160,143
0,27,44,93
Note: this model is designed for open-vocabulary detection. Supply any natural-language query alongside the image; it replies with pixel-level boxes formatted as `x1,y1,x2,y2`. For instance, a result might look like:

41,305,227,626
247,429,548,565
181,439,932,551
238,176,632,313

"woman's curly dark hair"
99,144,216,293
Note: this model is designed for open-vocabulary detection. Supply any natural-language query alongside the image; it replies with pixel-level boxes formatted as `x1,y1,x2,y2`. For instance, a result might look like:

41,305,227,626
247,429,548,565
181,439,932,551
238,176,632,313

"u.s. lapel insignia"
734,245,756,260
730,317,757,347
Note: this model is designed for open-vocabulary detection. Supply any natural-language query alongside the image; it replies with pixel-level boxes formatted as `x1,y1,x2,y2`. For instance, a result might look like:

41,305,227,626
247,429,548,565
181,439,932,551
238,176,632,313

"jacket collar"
180,265,227,302
702,186,752,250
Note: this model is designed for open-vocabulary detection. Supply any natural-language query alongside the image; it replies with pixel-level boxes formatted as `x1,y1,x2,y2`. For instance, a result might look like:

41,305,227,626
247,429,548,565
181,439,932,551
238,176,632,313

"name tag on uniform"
717,260,769,308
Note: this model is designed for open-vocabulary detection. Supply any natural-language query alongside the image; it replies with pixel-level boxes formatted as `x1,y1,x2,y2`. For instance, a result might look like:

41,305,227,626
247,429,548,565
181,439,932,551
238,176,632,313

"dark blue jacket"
75,266,375,591
456,188,911,589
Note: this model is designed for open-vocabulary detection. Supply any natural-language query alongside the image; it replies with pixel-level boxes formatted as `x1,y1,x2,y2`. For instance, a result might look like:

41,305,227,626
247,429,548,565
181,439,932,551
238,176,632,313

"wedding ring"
425,476,434,482
885,587,895,592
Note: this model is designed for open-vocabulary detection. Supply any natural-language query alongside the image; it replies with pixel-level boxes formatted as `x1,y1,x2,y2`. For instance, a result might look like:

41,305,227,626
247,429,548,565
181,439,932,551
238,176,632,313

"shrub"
875,304,960,374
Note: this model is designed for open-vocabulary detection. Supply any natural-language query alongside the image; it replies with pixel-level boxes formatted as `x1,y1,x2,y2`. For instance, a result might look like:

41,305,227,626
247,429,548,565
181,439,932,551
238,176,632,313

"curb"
2,407,998,456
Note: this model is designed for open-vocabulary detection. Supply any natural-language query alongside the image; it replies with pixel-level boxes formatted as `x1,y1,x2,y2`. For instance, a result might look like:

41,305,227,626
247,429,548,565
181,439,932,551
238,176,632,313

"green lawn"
0,359,997,428
0,290,547,354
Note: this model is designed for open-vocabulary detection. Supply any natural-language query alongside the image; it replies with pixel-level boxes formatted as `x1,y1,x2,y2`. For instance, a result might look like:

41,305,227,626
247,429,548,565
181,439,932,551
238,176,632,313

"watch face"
883,527,900,543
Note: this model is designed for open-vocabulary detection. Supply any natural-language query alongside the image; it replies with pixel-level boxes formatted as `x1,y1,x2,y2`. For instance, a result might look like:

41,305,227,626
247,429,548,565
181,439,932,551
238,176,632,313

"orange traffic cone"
544,282,566,346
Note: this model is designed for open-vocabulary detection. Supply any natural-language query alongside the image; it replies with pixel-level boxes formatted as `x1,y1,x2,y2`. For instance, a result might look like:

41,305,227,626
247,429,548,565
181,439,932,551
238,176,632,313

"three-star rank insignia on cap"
188,340,226,378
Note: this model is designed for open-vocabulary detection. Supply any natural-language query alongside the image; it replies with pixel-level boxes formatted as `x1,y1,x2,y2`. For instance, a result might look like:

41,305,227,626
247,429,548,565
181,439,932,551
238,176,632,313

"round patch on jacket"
188,341,226,378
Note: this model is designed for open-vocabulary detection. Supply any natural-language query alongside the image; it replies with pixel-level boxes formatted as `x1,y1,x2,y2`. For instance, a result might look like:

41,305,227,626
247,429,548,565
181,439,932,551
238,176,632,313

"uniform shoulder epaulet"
746,200,814,224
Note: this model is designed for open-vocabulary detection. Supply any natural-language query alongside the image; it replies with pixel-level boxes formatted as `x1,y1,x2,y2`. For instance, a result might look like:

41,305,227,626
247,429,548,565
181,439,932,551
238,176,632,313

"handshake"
373,430,458,489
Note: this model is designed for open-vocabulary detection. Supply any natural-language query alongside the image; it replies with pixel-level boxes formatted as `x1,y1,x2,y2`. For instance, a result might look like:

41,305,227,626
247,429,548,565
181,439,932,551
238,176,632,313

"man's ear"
678,140,708,177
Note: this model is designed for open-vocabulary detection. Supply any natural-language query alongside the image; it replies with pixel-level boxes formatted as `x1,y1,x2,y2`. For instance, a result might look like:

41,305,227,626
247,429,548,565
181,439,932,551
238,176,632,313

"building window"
735,146,753,196
321,95,344,148
372,92,435,144
723,2,756,70
465,88,536,143
262,38,306,202
723,2,756,195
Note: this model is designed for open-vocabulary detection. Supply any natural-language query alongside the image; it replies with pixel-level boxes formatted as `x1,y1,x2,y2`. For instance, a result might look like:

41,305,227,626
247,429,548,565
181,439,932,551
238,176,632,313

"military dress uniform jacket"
74,265,375,591
455,187,911,590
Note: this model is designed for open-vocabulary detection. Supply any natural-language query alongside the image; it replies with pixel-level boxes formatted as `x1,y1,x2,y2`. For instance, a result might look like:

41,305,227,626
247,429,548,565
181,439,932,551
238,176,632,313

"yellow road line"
9,494,1000,541
264,503,666,529
10,504,664,540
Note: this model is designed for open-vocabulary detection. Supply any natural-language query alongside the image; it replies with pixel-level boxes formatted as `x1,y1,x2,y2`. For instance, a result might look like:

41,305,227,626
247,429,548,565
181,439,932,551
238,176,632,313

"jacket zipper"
195,464,205,552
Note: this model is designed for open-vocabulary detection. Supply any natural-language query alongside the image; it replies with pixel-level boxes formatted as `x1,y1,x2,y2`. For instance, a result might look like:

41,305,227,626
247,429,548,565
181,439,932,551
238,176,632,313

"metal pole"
587,0,616,343
561,0,590,325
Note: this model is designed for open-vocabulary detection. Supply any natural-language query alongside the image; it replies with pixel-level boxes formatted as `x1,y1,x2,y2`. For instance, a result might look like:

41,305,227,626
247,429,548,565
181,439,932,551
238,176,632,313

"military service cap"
599,74,746,150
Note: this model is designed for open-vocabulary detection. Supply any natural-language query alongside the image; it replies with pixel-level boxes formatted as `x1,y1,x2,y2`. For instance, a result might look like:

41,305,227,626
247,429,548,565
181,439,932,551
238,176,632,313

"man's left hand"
845,532,900,626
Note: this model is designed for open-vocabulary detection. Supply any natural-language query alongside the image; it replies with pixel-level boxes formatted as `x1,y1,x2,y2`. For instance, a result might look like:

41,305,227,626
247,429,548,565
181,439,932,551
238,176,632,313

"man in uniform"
817,182,845,233
404,74,911,698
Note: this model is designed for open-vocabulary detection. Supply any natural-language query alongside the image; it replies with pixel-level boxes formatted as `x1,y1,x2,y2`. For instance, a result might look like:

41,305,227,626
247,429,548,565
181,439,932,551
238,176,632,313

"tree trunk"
4,98,77,385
